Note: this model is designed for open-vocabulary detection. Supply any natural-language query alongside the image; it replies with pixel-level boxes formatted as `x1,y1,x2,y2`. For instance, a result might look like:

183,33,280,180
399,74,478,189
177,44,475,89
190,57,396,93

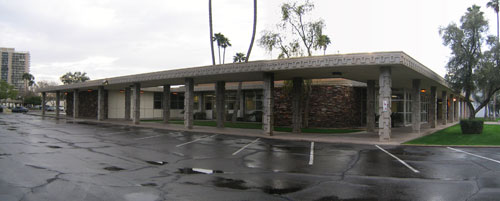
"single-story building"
38,52,469,141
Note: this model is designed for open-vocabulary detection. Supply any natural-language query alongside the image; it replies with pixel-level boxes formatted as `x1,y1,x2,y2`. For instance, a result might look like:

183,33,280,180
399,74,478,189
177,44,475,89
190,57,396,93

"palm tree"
221,37,232,64
487,0,499,119
213,33,224,64
245,0,257,62
315,35,331,55
233,53,246,63
22,73,35,95
209,0,216,65
213,33,230,64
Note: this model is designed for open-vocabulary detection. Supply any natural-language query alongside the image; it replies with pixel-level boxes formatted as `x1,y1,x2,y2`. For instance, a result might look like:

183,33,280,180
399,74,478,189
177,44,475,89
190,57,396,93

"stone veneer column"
215,81,225,128
73,89,79,118
429,86,437,128
163,85,171,123
42,92,46,116
412,79,421,133
442,91,447,125
263,73,274,135
366,80,376,132
184,78,194,129
55,91,60,118
378,67,392,141
292,77,303,133
124,87,131,120
132,83,141,125
449,94,455,122
98,86,105,121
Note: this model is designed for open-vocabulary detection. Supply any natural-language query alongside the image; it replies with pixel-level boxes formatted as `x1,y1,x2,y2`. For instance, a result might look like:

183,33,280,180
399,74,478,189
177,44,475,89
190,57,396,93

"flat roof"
38,51,455,94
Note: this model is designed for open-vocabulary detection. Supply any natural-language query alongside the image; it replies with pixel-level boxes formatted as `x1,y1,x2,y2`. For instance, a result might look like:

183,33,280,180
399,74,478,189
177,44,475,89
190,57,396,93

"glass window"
153,92,162,109
170,92,184,109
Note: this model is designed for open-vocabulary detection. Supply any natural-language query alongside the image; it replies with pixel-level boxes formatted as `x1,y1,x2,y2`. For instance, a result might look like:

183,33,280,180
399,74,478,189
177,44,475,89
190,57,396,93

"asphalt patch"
103,166,126,171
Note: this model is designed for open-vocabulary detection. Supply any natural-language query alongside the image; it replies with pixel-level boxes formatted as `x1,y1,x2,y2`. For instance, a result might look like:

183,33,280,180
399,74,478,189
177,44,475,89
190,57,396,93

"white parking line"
375,145,420,173
447,147,500,164
309,142,315,165
134,134,164,140
232,138,260,155
176,134,219,147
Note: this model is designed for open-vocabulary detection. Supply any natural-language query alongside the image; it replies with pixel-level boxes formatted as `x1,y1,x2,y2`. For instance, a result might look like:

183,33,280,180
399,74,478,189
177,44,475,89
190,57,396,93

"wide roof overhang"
38,51,457,96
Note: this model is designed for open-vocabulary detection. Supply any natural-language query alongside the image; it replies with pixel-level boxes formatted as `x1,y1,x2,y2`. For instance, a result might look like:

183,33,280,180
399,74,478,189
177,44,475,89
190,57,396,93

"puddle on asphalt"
7,127,17,131
0,153,11,156
176,168,224,174
103,166,126,171
145,161,168,166
38,141,47,144
47,145,62,149
212,177,249,190
262,186,304,195
140,183,158,187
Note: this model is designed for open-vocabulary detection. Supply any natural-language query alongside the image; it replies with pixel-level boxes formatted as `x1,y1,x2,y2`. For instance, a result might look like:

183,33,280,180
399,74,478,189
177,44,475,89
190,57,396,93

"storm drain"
177,168,224,174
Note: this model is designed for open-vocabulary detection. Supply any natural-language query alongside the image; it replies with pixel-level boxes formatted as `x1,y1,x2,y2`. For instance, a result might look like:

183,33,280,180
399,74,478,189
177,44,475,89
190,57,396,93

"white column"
215,81,225,128
184,78,194,129
442,91,447,125
412,79,421,133
55,91,60,118
366,80,376,132
98,86,105,121
163,84,171,123
132,83,141,124
73,89,79,119
378,67,392,141
450,94,455,122
292,77,303,133
42,92,46,116
429,86,437,128
263,73,274,135
124,87,131,120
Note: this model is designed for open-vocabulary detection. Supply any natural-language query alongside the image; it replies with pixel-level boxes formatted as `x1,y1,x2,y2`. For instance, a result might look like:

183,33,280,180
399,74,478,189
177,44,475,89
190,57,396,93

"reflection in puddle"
146,161,168,166
177,168,224,174
212,177,249,190
104,166,125,171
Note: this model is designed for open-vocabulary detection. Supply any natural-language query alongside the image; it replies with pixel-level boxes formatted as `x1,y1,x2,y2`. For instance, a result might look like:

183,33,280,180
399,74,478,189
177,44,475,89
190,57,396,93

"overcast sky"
0,0,497,84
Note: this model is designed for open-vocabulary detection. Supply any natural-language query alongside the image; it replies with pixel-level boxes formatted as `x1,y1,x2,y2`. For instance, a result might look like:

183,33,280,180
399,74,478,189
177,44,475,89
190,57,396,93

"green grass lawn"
404,124,500,146
142,119,361,134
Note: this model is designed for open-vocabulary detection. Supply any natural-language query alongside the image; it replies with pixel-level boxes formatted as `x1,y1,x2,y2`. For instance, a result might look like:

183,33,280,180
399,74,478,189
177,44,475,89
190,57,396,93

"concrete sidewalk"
28,112,458,145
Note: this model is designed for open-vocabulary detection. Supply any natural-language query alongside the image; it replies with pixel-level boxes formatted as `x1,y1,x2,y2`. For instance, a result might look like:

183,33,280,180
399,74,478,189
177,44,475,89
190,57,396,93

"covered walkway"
38,52,469,142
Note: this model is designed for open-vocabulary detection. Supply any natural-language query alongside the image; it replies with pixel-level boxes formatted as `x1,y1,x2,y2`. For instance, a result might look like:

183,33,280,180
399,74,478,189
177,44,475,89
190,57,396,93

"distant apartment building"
0,47,30,94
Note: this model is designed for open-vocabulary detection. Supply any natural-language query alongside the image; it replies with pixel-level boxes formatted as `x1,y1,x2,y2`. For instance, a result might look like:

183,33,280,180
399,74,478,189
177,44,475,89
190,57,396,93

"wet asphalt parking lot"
1,114,500,201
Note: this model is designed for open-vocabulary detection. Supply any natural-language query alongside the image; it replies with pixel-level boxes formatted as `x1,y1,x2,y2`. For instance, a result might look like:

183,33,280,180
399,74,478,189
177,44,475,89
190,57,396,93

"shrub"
193,112,206,120
460,119,484,134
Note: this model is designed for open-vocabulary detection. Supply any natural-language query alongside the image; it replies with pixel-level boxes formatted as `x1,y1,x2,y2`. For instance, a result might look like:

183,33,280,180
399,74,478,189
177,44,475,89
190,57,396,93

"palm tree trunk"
245,0,257,62
218,47,221,65
231,82,242,122
223,47,226,64
494,11,499,120
209,0,216,66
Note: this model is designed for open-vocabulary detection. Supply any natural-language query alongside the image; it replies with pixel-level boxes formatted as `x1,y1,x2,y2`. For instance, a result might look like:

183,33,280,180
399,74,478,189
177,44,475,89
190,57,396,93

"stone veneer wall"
65,91,108,118
274,85,363,128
